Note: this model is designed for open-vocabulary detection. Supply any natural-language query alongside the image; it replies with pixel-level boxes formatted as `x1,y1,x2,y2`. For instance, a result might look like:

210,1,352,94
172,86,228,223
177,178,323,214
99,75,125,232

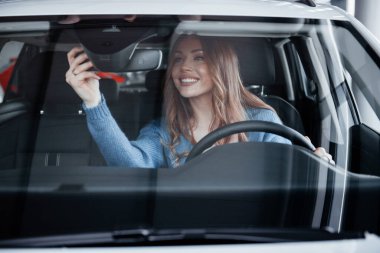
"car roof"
0,0,347,20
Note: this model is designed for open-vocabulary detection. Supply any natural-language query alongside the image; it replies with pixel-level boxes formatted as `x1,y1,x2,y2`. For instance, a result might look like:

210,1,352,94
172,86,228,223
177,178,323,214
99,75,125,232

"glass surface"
0,15,379,245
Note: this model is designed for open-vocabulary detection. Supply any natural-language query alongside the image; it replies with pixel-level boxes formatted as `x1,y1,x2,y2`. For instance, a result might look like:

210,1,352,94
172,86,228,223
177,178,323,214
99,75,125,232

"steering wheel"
186,120,316,162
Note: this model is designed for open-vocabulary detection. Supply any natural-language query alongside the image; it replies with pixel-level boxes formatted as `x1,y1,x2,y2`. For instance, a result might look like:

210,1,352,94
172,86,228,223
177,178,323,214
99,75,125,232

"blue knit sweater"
84,97,291,168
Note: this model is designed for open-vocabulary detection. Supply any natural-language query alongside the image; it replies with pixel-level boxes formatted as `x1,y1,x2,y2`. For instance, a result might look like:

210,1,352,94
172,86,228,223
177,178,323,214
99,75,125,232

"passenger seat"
16,51,119,167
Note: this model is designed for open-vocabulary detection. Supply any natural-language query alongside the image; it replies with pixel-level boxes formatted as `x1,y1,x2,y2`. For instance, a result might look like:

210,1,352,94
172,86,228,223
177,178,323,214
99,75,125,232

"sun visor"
76,25,162,72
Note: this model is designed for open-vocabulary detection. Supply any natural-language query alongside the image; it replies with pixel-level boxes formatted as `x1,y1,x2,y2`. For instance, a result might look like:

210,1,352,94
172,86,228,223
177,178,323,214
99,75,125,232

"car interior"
0,15,379,239
0,17,312,169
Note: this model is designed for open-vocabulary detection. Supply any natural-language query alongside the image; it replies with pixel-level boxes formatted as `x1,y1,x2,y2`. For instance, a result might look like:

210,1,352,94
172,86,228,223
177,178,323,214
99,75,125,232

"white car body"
0,0,347,19
0,0,379,252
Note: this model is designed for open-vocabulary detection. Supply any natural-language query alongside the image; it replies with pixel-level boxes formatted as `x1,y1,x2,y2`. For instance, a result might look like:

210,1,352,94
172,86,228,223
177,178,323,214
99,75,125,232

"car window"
0,12,380,248
0,41,23,102
332,21,380,133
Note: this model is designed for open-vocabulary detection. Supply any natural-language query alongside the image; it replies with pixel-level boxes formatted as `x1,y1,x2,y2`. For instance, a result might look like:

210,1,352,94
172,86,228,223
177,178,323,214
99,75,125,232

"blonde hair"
163,35,273,162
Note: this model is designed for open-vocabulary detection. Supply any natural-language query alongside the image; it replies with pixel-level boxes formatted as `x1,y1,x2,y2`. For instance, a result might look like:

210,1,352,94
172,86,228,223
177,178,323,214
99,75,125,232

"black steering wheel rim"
186,120,316,162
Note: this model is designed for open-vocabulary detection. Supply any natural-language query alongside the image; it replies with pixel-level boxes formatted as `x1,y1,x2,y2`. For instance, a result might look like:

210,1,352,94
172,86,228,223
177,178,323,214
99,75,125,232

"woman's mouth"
180,78,199,86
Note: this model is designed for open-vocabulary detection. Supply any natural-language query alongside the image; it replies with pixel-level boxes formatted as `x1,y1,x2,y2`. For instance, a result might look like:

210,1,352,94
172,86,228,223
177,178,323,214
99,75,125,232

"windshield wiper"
0,228,364,247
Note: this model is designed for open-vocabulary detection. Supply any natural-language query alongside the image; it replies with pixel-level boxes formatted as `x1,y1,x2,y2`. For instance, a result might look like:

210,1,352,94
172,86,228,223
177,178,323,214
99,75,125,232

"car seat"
233,37,305,134
15,51,120,167
140,69,166,127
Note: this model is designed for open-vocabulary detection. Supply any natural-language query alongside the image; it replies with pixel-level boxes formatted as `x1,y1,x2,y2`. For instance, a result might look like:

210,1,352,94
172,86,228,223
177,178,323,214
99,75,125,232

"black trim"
299,0,317,7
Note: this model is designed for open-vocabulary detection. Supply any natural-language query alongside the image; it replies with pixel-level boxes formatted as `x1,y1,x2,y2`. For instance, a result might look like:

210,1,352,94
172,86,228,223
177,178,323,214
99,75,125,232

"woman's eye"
194,55,204,61
173,57,183,64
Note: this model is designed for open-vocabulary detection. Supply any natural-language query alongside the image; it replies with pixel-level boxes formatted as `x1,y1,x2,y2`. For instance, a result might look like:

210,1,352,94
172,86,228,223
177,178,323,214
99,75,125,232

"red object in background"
0,58,17,91
96,72,126,84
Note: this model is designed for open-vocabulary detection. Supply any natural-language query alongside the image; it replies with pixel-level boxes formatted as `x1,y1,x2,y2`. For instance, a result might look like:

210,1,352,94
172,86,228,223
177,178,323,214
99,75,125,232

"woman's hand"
305,136,335,165
65,47,101,108
314,147,335,165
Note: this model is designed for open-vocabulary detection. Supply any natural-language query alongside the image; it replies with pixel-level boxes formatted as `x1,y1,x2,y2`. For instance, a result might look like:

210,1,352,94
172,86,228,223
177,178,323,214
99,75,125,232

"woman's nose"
180,57,193,71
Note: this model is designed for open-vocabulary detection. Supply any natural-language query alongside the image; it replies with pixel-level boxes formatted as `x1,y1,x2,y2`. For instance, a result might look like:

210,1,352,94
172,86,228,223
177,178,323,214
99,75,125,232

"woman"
66,35,332,167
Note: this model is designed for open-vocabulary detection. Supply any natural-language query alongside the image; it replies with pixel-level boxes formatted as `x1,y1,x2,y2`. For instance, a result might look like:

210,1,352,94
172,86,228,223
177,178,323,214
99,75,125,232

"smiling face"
171,36,214,101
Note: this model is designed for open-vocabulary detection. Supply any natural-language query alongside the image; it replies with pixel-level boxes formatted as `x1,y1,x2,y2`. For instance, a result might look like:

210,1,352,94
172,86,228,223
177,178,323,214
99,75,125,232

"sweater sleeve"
83,97,165,168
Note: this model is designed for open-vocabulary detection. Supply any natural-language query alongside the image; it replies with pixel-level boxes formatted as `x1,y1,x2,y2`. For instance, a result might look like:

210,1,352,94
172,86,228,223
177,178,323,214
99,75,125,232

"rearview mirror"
84,47,162,72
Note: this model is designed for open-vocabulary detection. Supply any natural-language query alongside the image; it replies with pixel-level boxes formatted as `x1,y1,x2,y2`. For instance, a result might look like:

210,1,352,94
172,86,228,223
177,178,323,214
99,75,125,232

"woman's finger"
65,68,99,87
65,69,74,84
315,147,326,155
75,71,100,82
70,53,90,73
67,47,84,65
314,147,335,165
73,60,94,75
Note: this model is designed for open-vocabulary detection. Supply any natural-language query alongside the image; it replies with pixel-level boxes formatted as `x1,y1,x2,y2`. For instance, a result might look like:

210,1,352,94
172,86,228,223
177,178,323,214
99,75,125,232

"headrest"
44,52,82,104
19,51,80,104
145,69,166,93
20,51,118,105
232,38,275,87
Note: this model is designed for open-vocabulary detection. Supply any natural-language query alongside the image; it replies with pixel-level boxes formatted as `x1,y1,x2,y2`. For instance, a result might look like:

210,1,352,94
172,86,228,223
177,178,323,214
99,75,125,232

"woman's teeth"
181,78,198,84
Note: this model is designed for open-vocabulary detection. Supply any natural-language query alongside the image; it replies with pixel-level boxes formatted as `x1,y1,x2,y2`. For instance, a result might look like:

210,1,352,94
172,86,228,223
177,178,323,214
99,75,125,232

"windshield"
0,15,380,246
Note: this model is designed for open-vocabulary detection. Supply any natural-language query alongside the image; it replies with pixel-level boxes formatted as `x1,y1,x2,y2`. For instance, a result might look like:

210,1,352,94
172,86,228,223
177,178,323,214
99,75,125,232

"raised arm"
65,47,166,168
